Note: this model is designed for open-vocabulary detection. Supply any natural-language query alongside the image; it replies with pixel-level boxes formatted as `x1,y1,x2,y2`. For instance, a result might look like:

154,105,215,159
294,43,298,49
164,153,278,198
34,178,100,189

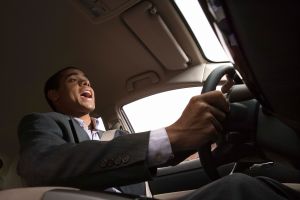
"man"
17,66,228,192
17,67,300,199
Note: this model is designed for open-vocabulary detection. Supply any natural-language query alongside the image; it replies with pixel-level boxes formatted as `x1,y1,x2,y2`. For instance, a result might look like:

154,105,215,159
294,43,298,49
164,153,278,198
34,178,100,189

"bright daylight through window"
123,87,202,132
174,0,229,62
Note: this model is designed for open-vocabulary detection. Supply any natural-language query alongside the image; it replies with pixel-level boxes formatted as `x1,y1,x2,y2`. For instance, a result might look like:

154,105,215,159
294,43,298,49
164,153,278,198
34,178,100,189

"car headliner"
1,0,215,158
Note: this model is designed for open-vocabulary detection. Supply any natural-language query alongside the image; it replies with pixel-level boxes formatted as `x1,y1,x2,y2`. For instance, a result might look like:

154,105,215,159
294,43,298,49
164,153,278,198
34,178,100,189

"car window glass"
174,0,229,62
97,117,106,131
123,87,202,132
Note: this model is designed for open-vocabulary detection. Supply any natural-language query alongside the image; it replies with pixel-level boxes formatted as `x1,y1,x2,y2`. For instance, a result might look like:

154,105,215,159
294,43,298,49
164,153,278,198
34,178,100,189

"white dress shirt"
73,117,173,167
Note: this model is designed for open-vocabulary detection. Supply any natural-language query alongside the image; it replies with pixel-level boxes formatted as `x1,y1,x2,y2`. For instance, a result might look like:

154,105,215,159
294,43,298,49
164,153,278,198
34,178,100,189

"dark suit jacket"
17,112,154,193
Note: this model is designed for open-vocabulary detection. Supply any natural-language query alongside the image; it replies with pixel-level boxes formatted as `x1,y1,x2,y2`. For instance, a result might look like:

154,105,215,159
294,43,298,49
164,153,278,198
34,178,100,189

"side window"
122,87,202,133
122,86,221,162
123,87,201,162
97,117,106,131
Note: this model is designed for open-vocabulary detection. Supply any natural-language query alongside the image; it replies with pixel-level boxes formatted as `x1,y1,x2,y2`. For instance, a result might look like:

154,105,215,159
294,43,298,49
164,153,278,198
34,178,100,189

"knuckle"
207,124,217,135
220,112,226,120
204,113,214,122
190,96,199,104
215,91,224,98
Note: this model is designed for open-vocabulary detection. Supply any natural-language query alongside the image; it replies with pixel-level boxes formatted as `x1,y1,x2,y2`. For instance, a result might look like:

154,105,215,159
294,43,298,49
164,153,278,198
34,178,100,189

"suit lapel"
68,118,90,142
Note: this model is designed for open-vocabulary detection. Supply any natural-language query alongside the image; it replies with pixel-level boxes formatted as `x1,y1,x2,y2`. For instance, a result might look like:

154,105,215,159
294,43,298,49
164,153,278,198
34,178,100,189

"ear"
47,89,60,103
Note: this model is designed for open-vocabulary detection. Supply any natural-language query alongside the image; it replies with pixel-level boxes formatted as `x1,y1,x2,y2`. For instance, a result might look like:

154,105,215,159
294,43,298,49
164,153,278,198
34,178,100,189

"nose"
79,79,90,87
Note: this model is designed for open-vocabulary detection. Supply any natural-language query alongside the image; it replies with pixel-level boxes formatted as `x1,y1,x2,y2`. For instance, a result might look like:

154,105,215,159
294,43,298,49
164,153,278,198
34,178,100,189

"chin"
85,106,95,113
77,105,94,114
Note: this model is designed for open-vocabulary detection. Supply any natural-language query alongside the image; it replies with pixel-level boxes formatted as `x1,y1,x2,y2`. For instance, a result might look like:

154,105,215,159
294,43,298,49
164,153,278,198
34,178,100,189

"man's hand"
166,91,229,153
221,75,234,93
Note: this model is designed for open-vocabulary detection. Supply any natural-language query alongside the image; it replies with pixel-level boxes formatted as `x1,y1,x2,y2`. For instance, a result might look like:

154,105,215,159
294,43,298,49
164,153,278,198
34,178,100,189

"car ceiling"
1,0,218,158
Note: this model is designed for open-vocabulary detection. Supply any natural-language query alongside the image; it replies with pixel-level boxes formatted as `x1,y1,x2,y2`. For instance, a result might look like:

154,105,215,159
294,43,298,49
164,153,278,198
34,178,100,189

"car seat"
0,153,24,190
210,0,300,129
200,0,300,165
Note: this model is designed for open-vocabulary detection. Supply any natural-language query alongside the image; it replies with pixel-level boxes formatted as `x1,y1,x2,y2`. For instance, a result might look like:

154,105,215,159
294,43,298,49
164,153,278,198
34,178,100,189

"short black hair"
44,66,81,111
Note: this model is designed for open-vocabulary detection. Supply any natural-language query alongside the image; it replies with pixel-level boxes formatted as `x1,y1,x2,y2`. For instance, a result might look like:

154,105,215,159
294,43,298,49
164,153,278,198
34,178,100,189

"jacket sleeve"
17,113,155,190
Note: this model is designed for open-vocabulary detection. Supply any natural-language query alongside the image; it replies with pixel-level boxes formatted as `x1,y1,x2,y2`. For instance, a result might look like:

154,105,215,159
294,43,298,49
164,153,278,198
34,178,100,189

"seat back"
0,153,24,190
201,0,300,132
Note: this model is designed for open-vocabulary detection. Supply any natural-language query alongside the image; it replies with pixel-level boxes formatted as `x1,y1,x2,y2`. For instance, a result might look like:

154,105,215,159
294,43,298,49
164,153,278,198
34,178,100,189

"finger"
196,91,230,113
221,80,234,93
221,75,234,93
210,115,223,133
207,115,223,141
206,105,227,122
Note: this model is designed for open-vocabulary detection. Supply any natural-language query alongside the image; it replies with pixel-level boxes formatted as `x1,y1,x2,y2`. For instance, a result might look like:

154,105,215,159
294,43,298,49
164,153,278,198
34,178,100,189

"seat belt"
100,130,118,141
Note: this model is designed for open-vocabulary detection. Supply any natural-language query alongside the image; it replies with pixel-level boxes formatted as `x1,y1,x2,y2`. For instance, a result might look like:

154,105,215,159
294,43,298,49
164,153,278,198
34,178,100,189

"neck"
60,111,91,126
55,108,92,126
78,114,92,126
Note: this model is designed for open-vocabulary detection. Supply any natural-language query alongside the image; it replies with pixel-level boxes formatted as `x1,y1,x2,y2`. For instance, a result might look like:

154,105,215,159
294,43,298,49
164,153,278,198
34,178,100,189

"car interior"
1,0,300,199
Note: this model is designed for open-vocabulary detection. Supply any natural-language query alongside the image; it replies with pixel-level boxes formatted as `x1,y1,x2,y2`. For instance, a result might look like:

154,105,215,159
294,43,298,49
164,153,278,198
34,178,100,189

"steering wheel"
198,65,236,181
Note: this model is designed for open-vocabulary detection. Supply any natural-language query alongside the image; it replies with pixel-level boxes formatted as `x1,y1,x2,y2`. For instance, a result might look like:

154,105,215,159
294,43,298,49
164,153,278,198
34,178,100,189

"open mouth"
80,90,92,99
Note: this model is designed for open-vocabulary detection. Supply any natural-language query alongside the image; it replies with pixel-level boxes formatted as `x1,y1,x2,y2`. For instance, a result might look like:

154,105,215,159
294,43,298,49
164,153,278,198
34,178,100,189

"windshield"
174,0,229,62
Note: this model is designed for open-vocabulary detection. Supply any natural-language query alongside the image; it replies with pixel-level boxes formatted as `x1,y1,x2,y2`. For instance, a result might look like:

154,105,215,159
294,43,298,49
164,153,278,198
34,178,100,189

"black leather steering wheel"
198,65,236,181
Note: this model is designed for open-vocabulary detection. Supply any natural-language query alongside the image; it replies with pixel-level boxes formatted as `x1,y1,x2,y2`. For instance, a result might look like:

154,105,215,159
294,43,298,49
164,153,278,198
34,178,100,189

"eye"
68,78,77,82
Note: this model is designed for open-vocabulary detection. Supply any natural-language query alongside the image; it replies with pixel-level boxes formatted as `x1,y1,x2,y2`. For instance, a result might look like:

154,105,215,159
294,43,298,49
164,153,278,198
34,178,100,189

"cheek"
61,88,78,102
68,86,78,97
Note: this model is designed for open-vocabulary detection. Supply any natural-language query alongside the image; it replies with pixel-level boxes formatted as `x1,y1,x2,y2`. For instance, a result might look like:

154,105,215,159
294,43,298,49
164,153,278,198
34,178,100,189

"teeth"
81,90,92,98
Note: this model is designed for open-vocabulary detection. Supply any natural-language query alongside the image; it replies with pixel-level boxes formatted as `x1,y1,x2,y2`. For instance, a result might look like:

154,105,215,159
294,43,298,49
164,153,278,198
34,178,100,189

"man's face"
51,68,95,116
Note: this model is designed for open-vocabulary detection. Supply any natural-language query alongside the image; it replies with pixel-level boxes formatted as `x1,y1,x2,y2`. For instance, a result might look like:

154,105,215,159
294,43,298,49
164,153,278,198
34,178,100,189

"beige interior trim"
153,189,195,200
72,0,140,23
283,183,300,192
145,181,153,197
0,187,78,200
126,71,160,92
122,1,189,70
100,130,117,141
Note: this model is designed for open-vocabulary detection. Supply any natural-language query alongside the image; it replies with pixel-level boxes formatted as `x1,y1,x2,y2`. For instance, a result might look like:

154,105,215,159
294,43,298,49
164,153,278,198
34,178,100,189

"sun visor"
73,0,140,23
122,1,190,70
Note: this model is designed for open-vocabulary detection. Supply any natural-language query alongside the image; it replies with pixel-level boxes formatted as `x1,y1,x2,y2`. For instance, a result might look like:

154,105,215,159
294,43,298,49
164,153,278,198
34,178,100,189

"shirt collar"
73,117,102,131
